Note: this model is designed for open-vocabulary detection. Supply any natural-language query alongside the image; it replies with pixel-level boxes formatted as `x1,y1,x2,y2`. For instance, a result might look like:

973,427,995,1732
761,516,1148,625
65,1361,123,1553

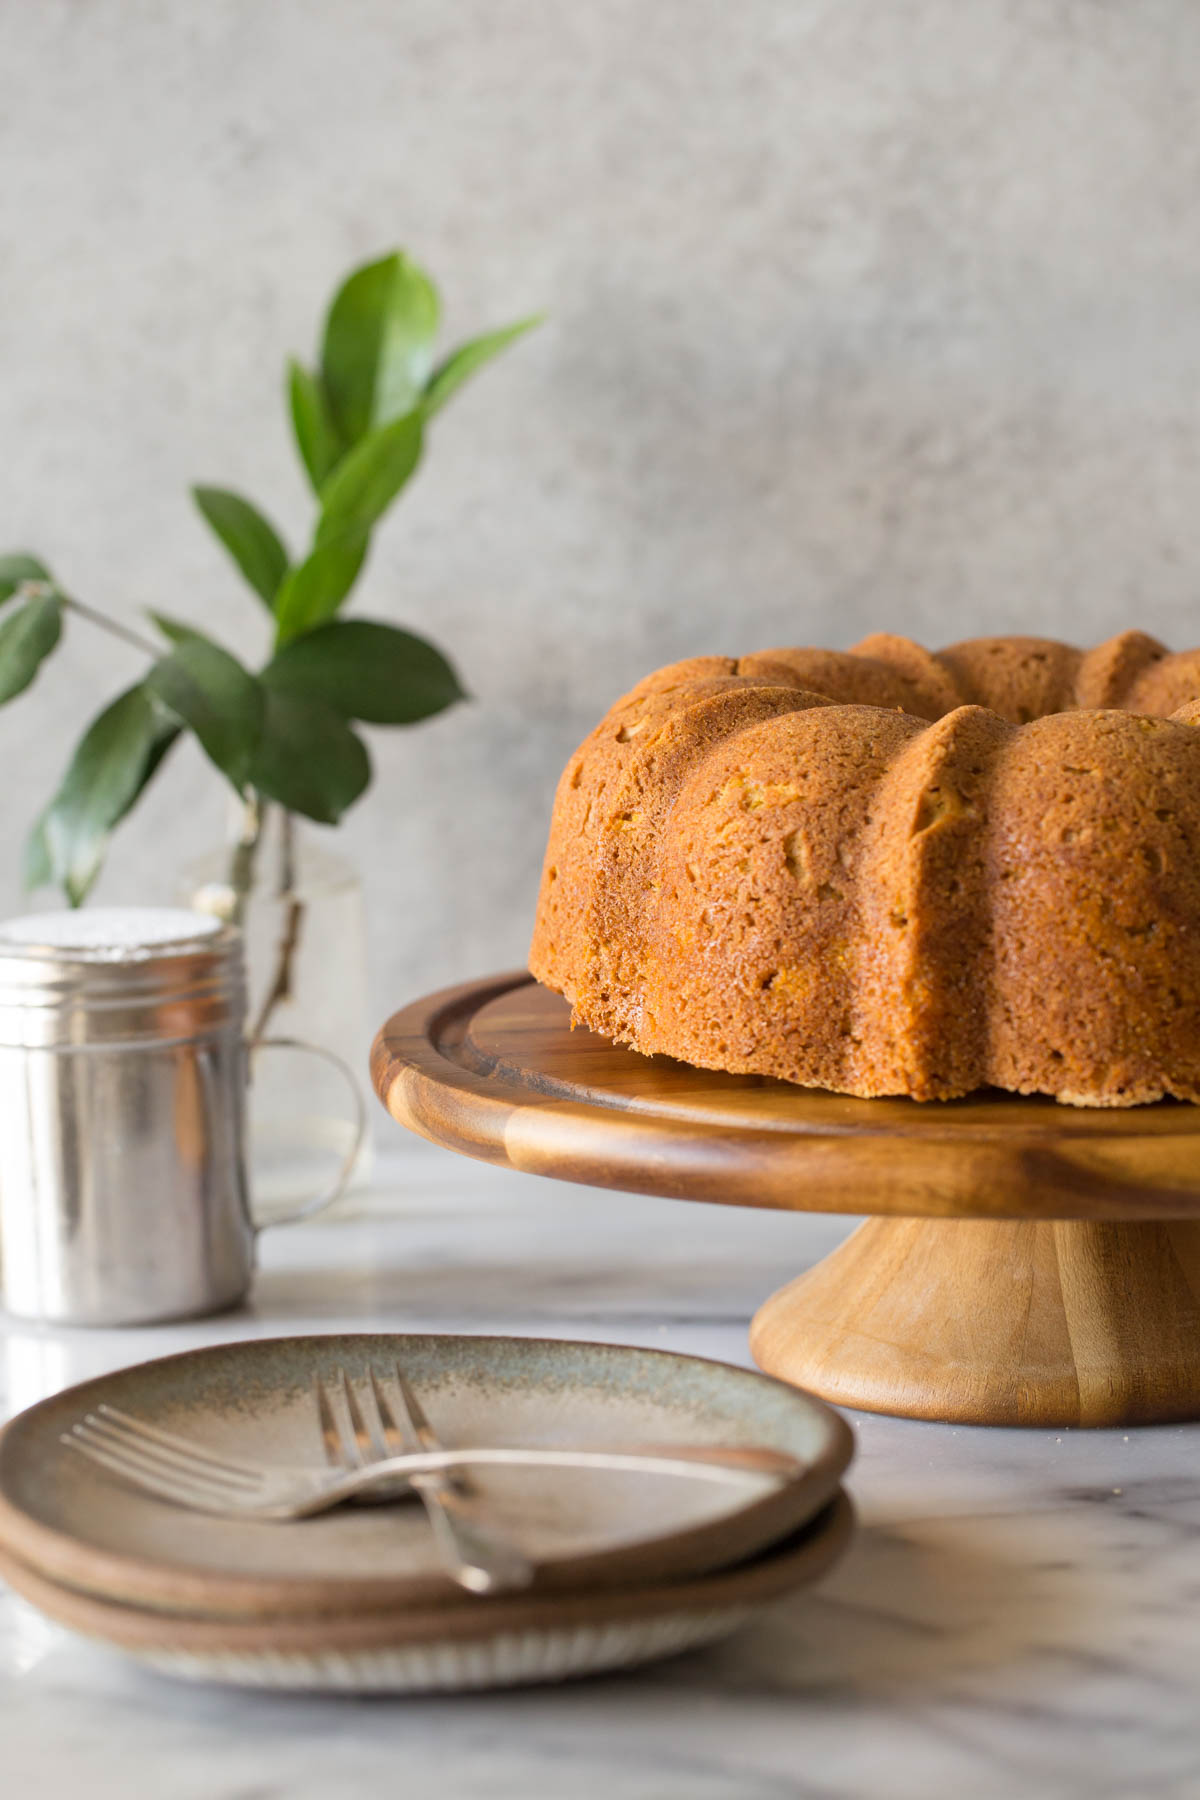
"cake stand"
372,973,1200,1429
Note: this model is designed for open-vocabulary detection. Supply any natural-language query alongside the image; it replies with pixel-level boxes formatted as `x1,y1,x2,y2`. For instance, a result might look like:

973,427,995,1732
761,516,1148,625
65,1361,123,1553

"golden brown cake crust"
529,634,1200,1106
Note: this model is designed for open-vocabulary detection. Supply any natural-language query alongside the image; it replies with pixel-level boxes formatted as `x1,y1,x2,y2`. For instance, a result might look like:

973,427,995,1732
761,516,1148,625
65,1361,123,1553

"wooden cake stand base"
751,1217,1200,1427
372,975,1200,1429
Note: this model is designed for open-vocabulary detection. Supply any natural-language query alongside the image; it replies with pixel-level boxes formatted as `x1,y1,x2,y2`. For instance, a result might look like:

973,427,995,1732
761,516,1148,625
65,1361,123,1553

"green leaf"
272,531,368,646
148,610,208,647
422,315,543,417
24,705,180,896
146,637,264,790
39,685,173,905
0,592,62,703
288,359,346,493
263,619,466,725
248,689,370,824
316,410,423,545
192,487,289,609
148,612,246,660
0,552,51,607
25,708,180,897
115,718,180,825
23,813,52,890
320,252,439,445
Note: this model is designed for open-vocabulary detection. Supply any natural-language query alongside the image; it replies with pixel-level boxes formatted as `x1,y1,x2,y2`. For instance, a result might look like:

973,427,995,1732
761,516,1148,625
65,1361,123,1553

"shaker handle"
247,1036,367,1228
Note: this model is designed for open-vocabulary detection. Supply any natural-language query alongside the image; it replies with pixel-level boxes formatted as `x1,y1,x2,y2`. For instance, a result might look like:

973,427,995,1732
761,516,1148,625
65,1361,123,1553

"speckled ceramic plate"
0,1334,853,1618
0,1492,852,1692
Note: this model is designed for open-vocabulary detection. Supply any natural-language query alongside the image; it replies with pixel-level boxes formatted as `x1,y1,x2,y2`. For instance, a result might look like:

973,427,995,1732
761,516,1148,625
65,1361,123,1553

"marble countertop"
2,1139,1197,1800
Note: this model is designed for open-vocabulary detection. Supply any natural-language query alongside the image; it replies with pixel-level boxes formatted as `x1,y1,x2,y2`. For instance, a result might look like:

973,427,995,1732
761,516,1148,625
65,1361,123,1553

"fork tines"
316,1365,411,1472
62,1405,264,1510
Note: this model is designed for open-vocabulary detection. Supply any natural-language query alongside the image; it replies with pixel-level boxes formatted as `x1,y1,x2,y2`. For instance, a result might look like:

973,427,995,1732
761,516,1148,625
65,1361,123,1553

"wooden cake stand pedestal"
372,974,1200,1429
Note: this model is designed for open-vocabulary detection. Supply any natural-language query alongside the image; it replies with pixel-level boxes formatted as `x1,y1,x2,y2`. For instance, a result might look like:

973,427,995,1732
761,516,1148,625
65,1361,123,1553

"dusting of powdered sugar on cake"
0,908,224,960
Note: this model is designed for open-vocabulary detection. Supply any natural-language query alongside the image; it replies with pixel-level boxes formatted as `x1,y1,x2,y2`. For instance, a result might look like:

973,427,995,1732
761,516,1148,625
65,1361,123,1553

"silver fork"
319,1366,535,1595
61,1403,800,1522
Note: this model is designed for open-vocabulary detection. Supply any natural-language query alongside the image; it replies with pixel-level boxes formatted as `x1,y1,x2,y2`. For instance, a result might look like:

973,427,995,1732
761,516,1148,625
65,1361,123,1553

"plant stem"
53,590,162,660
227,800,306,1048
248,893,305,1047
278,808,297,898
226,792,265,928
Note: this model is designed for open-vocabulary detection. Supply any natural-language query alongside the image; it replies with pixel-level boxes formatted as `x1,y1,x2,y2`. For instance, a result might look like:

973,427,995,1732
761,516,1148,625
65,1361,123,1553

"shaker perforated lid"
0,907,224,960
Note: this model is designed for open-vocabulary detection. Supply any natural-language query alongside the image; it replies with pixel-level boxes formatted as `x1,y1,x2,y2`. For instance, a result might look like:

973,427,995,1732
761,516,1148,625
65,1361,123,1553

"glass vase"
176,801,373,1203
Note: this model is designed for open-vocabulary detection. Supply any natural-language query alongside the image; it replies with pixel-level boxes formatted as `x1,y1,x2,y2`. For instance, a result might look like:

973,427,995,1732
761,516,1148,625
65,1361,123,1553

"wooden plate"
0,1333,853,1619
0,1493,852,1691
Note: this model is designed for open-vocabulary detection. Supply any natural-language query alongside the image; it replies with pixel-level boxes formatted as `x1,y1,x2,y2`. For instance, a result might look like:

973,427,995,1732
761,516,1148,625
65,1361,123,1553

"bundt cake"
529,633,1200,1107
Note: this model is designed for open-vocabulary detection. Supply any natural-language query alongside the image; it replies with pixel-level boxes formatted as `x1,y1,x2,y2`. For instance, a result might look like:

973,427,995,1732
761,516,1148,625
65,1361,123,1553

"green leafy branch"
0,251,541,906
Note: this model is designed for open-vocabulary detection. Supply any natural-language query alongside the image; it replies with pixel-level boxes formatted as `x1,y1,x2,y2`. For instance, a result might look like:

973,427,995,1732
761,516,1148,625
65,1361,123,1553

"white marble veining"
2,1139,1199,1798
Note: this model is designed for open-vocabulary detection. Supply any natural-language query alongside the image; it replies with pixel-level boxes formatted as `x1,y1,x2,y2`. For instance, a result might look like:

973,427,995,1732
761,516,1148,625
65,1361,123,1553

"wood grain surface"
372,974,1200,1425
750,1216,1200,1426
372,973,1200,1222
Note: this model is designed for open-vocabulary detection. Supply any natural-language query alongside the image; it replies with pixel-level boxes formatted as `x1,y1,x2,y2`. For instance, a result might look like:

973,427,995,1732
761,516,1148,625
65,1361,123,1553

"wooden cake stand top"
372,972,1200,1224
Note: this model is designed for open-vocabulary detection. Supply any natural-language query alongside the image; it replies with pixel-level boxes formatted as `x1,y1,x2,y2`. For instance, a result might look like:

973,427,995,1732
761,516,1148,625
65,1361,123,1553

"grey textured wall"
3,1,1200,1005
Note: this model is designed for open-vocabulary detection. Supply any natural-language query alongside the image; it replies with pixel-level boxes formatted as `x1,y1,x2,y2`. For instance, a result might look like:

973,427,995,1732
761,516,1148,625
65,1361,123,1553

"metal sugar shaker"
0,908,364,1326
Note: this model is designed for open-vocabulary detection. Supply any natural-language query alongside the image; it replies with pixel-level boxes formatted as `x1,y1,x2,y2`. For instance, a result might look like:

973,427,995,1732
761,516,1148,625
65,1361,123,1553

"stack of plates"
0,1333,855,1692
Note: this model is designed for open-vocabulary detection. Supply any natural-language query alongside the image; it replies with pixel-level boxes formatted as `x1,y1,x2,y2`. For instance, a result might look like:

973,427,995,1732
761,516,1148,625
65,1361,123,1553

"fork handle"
409,1474,535,1594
